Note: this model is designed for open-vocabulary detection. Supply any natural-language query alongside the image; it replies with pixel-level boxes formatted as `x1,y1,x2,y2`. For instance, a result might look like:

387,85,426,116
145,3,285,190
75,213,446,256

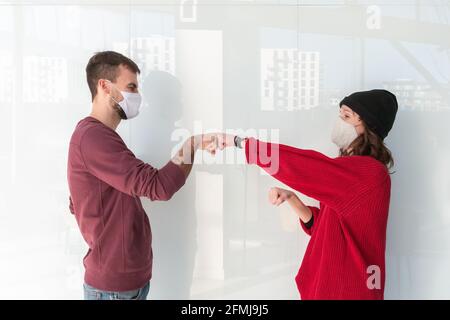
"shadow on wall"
131,70,197,299
386,109,450,299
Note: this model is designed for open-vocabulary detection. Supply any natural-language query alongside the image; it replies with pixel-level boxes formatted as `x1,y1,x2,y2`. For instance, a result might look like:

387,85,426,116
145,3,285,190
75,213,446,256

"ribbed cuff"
303,215,314,229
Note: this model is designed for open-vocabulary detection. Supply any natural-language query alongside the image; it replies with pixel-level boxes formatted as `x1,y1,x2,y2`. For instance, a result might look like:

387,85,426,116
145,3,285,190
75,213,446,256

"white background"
0,0,449,299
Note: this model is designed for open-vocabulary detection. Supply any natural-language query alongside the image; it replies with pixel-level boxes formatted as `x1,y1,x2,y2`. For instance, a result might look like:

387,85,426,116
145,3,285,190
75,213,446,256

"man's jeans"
83,282,150,300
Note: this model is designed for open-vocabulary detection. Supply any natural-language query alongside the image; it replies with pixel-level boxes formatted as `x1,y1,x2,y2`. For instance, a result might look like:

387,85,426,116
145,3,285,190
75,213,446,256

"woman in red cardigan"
218,89,398,300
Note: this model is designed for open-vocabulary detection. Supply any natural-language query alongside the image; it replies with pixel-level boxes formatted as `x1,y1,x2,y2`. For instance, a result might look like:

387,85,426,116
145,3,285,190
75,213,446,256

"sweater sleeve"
245,137,378,212
80,126,186,201
300,206,320,236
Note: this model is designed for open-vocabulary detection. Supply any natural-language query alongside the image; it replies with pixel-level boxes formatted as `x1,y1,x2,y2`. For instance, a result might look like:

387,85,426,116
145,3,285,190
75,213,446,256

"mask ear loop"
104,79,121,103
110,95,120,105
105,80,127,120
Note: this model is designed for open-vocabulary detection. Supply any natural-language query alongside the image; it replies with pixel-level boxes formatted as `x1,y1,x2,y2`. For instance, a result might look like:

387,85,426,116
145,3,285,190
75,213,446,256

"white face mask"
331,117,359,150
108,81,142,120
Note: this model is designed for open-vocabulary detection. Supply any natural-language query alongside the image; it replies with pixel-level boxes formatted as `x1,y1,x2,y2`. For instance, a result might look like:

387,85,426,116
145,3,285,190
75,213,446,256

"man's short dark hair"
86,51,140,101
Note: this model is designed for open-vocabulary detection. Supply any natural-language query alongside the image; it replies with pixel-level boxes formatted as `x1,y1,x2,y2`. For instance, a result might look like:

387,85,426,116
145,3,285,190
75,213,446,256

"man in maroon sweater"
67,51,216,300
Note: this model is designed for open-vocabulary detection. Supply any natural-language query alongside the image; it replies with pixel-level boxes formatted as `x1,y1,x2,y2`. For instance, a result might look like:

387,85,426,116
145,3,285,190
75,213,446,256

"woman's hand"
268,187,313,223
268,187,294,206
217,133,236,150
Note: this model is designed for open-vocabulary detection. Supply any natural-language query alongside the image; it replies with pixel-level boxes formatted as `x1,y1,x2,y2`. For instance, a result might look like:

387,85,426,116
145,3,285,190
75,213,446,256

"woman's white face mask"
331,116,359,150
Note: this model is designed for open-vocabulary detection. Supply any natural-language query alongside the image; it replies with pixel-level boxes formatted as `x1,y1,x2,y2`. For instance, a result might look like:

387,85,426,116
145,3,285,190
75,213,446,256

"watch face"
234,136,241,148
239,138,243,146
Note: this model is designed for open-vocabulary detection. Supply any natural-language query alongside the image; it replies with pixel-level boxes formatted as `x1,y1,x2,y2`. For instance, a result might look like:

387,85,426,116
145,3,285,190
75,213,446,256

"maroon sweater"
245,138,391,300
67,116,186,292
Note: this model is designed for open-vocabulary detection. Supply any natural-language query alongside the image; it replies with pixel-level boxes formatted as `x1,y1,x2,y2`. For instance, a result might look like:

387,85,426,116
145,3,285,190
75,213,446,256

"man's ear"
98,79,111,95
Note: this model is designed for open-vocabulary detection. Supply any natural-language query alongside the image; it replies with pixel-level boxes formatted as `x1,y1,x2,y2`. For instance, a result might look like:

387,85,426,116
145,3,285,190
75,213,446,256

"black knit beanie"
339,89,398,140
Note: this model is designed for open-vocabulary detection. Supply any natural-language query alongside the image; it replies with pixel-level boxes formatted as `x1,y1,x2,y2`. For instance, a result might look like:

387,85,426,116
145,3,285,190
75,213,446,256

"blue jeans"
83,282,150,300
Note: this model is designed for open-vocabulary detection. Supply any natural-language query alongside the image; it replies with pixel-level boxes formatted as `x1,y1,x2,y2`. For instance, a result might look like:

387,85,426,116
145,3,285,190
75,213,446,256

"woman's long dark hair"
340,121,394,170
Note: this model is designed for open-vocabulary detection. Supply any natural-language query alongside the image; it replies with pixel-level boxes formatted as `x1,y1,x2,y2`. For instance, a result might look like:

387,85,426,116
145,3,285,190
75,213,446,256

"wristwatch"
234,136,247,149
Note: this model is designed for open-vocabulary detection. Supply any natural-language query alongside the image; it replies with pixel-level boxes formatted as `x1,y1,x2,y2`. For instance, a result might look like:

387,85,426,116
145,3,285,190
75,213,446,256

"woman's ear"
356,115,362,124
355,119,365,135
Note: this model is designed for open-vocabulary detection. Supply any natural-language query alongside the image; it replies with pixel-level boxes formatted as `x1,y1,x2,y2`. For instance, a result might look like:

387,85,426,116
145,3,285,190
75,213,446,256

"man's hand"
268,187,293,206
171,134,220,177
196,133,219,155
